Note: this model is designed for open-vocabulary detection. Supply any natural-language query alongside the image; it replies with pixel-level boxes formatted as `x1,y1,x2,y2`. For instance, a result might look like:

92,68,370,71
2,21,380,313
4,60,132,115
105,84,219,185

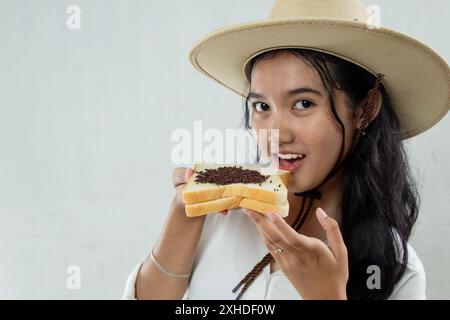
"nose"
267,109,296,153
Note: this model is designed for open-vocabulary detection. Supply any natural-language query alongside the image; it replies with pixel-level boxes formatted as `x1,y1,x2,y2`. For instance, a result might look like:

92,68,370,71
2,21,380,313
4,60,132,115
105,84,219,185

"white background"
0,0,448,299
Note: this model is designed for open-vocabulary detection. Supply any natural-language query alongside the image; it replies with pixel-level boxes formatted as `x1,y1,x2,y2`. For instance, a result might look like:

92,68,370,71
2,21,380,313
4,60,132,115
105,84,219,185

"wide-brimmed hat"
189,0,450,139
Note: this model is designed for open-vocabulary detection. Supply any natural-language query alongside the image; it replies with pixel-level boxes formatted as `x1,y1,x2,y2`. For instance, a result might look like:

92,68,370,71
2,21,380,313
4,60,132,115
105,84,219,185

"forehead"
250,52,323,91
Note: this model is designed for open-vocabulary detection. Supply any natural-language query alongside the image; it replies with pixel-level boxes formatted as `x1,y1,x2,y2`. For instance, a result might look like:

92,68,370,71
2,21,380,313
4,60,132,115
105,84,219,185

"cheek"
291,115,344,190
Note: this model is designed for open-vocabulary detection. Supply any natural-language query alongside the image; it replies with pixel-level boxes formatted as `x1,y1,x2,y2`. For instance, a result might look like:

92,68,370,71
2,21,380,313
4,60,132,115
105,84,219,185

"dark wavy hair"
242,48,420,299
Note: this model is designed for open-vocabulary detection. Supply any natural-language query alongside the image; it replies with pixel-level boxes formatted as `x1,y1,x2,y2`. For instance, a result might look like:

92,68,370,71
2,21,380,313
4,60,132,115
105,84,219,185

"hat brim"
189,18,450,140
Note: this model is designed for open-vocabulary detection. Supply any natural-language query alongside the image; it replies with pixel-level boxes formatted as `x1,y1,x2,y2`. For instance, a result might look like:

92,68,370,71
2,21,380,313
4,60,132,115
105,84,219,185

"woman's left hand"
242,207,349,300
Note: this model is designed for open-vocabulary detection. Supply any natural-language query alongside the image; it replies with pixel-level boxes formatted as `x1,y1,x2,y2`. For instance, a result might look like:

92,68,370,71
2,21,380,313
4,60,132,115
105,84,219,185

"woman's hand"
172,167,228,216
242,207,349,300
172,167,195,208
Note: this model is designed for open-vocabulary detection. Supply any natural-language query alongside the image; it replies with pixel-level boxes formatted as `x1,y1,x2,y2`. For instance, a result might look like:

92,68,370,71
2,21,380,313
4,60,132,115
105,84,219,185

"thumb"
185,168,194,180
316,207,347,260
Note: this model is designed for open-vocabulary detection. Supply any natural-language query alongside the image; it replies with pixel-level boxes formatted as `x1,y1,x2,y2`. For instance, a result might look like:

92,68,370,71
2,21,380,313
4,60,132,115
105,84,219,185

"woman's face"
249,52,359,192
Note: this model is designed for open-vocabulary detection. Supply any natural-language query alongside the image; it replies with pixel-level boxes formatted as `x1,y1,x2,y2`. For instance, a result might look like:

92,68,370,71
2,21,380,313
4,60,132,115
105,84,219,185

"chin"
287,182,309,193
287,174,319,193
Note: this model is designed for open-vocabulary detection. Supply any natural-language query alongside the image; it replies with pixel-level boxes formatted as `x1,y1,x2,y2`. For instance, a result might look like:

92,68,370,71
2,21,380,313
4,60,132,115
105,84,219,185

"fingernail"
317,207,327,219
267,212,278,222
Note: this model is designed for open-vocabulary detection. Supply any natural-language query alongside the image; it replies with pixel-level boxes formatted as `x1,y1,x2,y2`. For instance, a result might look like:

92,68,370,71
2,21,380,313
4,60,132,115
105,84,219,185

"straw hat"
189,0,450,139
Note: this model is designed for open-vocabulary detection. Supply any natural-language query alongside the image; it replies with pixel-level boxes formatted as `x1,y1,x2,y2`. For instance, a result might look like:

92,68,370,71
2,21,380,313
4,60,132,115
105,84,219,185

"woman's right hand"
172,167,228,216
172,167,194,208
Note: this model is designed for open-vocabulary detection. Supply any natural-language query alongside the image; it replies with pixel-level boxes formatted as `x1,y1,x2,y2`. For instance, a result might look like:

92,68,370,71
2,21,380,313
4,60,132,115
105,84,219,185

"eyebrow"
248,87,323,99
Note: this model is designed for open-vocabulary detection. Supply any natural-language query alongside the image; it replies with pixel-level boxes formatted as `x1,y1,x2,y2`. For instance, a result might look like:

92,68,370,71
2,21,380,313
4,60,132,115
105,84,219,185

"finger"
185,168,194,180
173,167,194,189
243,208,289,249
173,167,187,188
265,212,316,251
244,211,291,266
251,221,285,260
259,232,290,266
257,227,277,250
316,208,347,260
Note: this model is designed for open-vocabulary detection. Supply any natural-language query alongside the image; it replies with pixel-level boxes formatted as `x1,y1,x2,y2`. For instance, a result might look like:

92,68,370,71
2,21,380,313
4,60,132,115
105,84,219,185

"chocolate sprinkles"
194,166,269,185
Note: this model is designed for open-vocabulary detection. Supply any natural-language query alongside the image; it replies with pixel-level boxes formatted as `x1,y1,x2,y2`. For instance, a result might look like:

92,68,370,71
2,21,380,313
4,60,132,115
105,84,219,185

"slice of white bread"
182,163,291,205
185,196,289,217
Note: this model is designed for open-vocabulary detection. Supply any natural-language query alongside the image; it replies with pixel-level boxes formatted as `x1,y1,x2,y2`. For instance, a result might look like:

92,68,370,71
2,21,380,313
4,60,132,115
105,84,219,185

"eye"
252,102,271,112
294,100,314,110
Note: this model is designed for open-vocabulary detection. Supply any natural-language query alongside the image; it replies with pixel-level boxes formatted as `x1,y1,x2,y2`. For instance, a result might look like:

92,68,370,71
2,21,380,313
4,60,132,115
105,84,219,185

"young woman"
122,0,449,300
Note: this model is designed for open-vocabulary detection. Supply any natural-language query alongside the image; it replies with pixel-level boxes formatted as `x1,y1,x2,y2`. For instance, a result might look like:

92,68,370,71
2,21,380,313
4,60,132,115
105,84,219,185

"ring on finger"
272,247,284,254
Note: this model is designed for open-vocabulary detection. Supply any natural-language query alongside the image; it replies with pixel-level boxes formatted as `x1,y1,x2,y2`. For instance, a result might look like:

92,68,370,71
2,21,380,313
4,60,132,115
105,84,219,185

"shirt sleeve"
388,243,426,300
121,257,189,300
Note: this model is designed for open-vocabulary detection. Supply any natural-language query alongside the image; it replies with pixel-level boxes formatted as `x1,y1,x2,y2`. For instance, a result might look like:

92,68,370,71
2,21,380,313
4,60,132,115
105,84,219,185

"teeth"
277,153,305,160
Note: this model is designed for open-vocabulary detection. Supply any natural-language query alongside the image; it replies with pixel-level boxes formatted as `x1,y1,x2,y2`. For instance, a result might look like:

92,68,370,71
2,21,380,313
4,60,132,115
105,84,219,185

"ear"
354,90,383,129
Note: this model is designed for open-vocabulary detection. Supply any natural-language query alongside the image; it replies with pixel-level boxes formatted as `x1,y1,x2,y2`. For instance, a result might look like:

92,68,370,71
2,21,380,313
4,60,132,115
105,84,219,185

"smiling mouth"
276,152,306,162
276,154,306,172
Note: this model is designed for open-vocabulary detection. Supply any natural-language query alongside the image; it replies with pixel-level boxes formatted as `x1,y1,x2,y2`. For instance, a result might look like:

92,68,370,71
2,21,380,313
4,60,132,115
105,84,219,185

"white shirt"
122,208,426,300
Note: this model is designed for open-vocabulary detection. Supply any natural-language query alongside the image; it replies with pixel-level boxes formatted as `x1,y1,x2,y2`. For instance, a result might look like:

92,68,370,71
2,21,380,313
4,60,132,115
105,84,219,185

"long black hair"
242,48,420,299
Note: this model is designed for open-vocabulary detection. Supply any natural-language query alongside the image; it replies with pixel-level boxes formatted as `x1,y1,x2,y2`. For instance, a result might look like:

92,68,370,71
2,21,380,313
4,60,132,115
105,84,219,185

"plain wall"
0,0,448,299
